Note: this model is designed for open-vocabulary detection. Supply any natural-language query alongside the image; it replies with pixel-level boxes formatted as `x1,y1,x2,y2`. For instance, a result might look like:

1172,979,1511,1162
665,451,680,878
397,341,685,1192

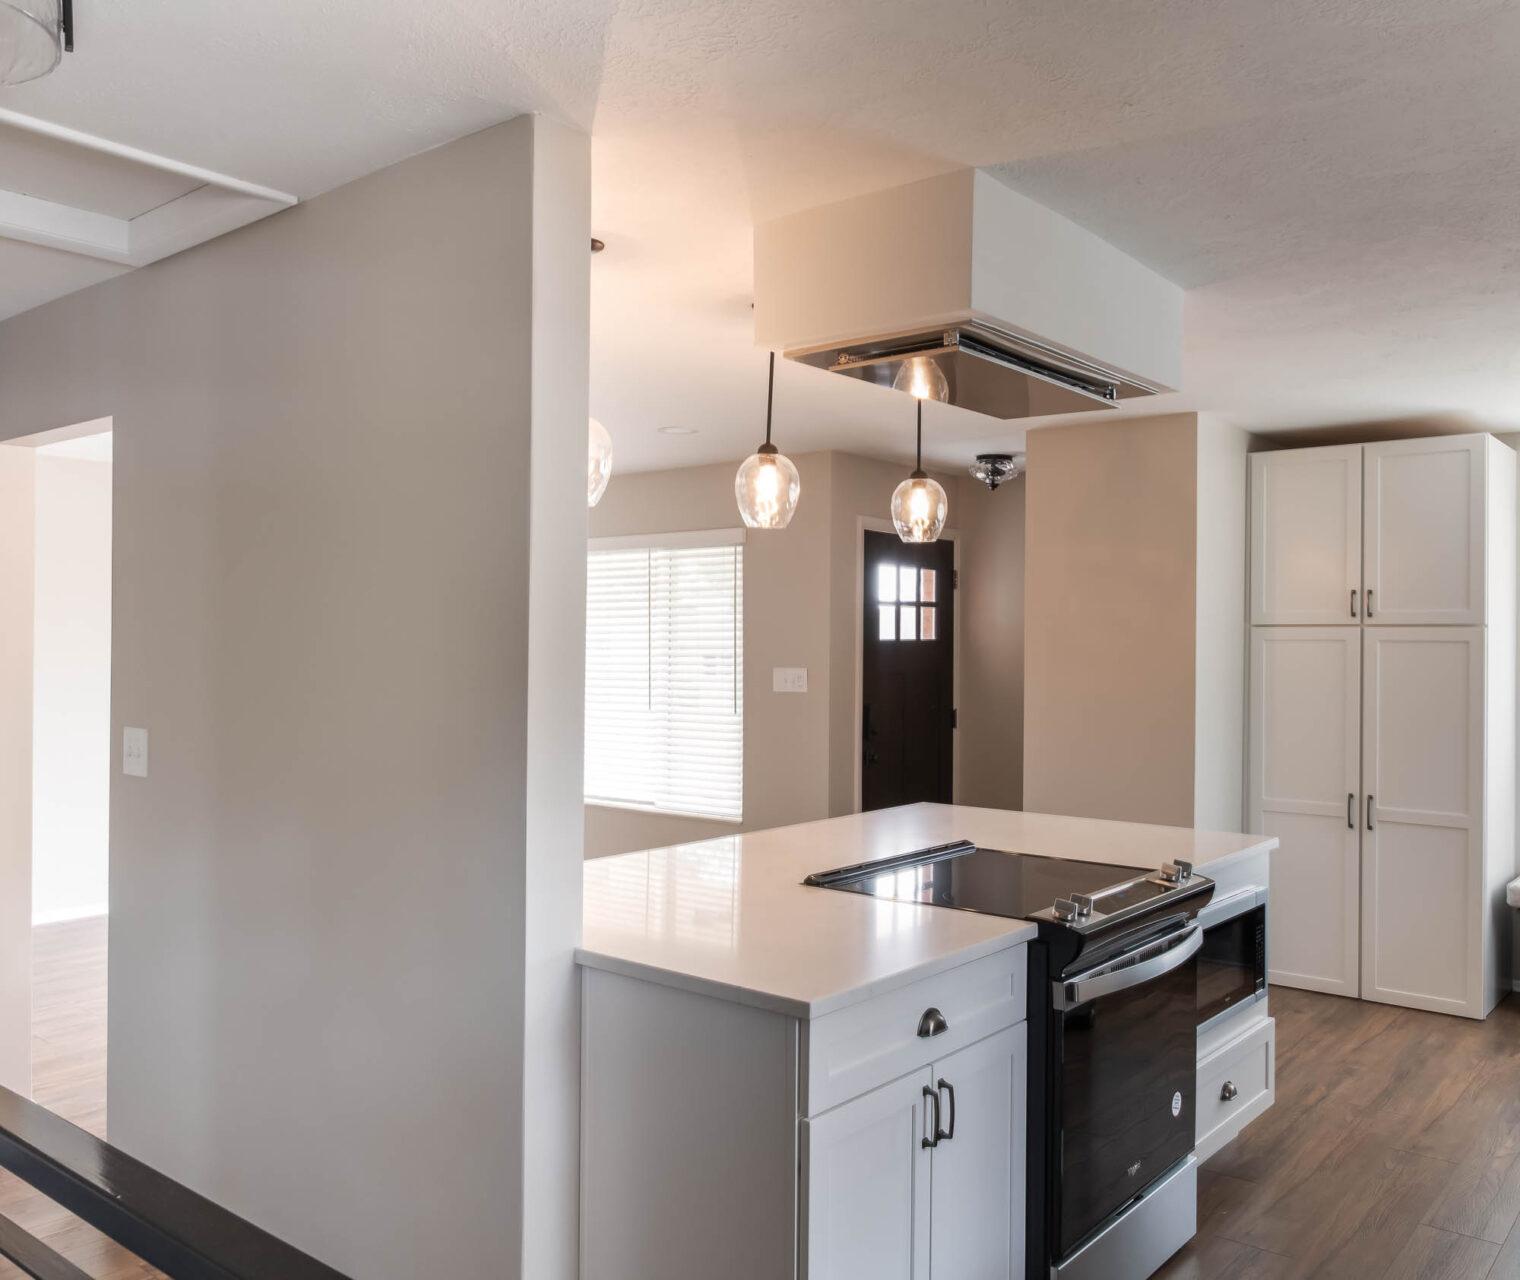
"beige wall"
956,473,1026,811
0,446,35,1092
1023,414,1201,826
584,453,835,857
0,117,589,1278
585,449,1021,857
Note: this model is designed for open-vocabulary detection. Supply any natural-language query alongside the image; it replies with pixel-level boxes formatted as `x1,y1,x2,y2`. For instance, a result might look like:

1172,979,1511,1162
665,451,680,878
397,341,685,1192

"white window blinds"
585,531,744,821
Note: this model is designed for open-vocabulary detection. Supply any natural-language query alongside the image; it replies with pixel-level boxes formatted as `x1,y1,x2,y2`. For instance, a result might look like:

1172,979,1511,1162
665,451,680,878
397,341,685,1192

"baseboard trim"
32,905,108,927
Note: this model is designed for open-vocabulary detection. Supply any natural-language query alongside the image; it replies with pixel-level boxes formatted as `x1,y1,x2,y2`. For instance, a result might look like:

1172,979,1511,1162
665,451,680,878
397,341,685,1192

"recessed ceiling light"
659,426,698,435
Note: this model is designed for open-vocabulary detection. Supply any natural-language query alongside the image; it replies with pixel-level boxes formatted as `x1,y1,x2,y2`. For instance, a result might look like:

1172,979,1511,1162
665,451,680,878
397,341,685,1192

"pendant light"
0,0,71,85
891,400,948,543
734,351,801,529
891,355,950,404
587,417,613,508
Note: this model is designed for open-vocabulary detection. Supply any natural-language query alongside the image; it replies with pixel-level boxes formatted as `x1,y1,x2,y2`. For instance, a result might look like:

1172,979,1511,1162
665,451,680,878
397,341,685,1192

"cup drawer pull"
917,1007,949,1038
1220,1080,1239,1103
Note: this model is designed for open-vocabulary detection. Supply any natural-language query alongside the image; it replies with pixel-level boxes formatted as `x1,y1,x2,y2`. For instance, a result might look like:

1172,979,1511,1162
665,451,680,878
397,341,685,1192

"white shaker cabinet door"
1248,628,1362,996
928,1024,1026,1280
801,1068,932,1280
1361,627,1485,1016
1250,445,1363,625
1363,436,1486,625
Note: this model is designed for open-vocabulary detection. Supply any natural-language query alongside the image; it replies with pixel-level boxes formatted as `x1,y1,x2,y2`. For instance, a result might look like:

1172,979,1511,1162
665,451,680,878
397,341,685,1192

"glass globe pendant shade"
735,444,800,529
0,0,62,85
892,471,948,543
891,355,950,403
587,416,613,508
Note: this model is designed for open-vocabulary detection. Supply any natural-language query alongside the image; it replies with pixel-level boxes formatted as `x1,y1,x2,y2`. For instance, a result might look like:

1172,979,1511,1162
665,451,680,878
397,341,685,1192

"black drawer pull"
917,1007,949,1038
1220,1081,1239,1103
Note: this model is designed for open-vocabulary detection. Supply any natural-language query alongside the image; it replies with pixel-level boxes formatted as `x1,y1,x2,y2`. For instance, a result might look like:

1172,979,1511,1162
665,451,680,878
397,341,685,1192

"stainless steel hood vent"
789,321,1162,421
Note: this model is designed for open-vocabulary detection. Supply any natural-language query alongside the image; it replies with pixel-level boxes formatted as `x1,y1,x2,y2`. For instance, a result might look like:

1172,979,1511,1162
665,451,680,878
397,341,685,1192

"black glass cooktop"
804,840,1199,930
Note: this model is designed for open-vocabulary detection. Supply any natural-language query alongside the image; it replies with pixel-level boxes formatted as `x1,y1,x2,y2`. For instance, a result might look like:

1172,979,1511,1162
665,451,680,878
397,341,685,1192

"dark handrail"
0,1085,352,1280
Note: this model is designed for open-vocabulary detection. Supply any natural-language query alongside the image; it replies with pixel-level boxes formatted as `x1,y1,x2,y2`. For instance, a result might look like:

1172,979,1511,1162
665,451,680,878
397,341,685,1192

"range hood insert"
789,320,1163,421
754,169,1183,422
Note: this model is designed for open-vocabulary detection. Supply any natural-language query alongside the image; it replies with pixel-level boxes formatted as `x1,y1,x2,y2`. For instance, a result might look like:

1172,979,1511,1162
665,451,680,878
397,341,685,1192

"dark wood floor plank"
1384,1224,1499,1280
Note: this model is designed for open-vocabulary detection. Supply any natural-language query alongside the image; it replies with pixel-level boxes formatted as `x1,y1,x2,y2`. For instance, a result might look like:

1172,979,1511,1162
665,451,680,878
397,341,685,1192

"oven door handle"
1053,923,1204,1010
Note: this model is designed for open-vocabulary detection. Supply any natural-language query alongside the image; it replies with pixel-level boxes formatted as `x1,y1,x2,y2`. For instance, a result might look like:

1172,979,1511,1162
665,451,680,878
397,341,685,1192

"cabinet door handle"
936,1078,956,1143
1347,793,1355,829
1350,589,1358,619
1220,1081,1239,1103
921,1086,941,1149
1367,795,1375,830
917,1007,949,1038
1366,589,1374,618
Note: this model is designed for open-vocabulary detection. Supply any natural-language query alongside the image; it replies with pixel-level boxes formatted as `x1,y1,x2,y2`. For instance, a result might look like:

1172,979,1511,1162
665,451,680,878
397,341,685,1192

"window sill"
585,800,744,826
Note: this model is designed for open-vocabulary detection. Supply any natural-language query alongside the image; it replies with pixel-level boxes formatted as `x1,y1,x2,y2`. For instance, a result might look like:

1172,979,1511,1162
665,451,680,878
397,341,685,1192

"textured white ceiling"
2,0,1517,469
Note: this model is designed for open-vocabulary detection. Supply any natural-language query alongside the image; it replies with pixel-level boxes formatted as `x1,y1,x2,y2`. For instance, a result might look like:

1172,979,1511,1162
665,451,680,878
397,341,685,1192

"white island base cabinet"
580,945,1028,1280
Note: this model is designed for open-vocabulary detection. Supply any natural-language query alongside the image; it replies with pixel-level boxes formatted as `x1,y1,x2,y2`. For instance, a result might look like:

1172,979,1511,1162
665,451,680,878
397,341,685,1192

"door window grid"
876,561,940,642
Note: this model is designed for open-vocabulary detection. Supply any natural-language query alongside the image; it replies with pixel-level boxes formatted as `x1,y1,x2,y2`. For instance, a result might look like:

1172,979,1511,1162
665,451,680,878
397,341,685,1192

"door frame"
852,516,961,814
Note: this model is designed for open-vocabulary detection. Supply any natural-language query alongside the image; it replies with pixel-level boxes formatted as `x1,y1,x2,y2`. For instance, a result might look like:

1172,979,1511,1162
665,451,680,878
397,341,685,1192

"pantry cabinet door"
1250,445,1363,625
1363,436,1485,625
1361,627,1484,1017
801,1069,932,1280
1249,628,1362,996
929,1024,1026,1279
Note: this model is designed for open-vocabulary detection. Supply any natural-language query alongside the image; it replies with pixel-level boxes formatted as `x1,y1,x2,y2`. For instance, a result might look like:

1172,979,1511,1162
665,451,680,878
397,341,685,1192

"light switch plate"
123,727,148,778
773,667,808,694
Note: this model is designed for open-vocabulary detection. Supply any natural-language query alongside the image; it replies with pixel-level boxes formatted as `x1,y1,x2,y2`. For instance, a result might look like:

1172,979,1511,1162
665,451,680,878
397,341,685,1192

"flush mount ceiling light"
0,0,71,85
587,417,613,508
891,401,948,544
969,452,1026,491
735,351,801,529
658,425,698,436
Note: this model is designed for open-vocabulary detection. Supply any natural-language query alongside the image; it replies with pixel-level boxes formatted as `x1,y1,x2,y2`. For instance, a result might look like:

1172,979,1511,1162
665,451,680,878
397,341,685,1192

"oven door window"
1057,952,1198,1258
1198,905,1265,1026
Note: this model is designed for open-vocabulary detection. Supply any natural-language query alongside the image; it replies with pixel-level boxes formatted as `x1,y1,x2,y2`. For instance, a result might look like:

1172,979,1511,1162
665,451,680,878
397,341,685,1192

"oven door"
1052,922,1202,1260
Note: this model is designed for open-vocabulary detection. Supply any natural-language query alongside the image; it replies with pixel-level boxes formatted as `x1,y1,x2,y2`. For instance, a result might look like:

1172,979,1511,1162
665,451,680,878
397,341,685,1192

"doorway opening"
0,420,112,1139
859,527,956,812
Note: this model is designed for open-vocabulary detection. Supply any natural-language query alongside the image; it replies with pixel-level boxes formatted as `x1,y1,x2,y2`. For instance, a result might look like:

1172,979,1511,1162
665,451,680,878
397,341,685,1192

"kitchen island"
578,803,1277,1280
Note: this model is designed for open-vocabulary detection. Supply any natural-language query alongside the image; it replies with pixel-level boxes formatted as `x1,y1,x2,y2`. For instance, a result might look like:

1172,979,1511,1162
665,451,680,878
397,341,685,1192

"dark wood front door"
862,530,955,811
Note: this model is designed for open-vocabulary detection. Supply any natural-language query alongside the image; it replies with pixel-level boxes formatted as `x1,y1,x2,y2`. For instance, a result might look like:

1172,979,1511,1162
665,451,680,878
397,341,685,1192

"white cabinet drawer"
802,945,1026,1116
1196,1016,1274,1162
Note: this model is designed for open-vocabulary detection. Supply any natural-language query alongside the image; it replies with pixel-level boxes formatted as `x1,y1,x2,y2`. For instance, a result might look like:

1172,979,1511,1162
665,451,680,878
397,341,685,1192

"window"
875,562,939,642
585,530,744,821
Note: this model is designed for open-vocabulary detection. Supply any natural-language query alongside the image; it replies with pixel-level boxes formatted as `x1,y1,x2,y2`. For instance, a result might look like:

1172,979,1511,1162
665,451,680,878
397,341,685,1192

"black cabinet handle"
1367,795,1375,830
1221,1081,1239,1103
1350,589,1358,619
936,1078,956,1143
1347,792,1354,829
1366,589,1374,618
917,1007,949,1038
922,1086,941,1149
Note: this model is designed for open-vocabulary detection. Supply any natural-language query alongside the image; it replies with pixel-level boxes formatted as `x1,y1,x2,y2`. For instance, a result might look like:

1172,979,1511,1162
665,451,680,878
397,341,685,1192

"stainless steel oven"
1196,888,1267,1032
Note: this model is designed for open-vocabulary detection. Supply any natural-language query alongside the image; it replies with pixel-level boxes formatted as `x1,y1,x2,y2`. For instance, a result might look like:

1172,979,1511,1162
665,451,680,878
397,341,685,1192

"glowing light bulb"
892,356,950,403
735,446,800,529
587,417,613,508
891,473,948,544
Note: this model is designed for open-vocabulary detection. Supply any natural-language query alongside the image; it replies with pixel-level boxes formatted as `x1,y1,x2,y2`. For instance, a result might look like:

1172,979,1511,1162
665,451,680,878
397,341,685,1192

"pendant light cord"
765,351,776,447
916,399,924,470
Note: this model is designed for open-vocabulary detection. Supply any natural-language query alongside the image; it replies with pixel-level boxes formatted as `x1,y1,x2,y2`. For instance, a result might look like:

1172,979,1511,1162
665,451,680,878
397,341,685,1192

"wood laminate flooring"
1158,985,1520,1280
0,916,162,1279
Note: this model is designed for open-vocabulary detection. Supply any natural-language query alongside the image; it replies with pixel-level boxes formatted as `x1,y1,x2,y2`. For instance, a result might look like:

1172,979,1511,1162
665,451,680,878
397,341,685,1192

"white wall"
0,116,589,1278
0,446,35,1092
31,443,113,924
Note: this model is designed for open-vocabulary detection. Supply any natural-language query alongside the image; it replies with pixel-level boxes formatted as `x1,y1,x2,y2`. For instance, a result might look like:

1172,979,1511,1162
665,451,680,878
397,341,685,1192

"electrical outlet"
773,667,808,694
123,727,148,778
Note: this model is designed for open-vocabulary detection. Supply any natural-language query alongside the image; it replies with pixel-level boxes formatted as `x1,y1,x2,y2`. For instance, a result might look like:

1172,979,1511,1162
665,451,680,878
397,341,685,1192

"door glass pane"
920,606,937,640
920,569,937,603
900,605,917,640
878,605,896,640
899,566,917,602
876,563,897,602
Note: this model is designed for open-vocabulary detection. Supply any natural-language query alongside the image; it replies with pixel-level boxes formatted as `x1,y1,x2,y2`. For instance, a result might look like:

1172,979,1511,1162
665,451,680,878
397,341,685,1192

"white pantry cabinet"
1247,433,1516,1020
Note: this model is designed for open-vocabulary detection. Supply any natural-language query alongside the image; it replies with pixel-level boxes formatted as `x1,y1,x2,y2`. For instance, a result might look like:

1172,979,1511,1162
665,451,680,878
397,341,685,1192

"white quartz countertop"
577,803,1278,1019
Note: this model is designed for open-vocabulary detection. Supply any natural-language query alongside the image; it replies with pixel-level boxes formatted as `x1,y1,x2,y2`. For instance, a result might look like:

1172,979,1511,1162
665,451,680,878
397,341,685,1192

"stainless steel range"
805,840,1216,1280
